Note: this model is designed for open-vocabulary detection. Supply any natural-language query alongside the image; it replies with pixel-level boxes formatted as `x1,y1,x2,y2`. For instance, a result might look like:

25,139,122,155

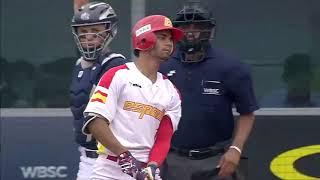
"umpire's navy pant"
161,149,248,180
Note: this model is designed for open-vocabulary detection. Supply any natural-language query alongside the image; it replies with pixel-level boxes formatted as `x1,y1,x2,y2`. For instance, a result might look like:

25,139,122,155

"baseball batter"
70,1,127,180
82,15,184,180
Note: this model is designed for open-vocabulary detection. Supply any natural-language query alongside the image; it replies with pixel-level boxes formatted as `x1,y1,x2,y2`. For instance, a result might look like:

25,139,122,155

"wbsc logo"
20,166,68,179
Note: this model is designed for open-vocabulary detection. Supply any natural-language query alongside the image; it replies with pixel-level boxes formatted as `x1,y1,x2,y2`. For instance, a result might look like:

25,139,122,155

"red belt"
106,155,119,162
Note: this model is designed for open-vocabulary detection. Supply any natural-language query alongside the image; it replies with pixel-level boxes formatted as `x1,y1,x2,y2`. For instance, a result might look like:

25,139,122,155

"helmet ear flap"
135,32,157,51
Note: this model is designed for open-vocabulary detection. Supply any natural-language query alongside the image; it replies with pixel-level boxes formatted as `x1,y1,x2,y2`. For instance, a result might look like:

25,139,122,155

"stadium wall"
1,108,320,180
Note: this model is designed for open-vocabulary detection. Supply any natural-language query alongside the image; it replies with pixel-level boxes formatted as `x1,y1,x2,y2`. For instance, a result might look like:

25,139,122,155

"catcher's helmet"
132,15,184,52
174,1,216,62
71,2,118,60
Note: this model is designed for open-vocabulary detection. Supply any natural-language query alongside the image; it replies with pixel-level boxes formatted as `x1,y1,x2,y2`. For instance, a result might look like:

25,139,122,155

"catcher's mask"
71,2,118,61
132,15,184,55
174,1,216,63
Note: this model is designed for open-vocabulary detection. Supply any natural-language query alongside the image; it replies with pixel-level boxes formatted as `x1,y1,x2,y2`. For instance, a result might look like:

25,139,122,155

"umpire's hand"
217,148,241,178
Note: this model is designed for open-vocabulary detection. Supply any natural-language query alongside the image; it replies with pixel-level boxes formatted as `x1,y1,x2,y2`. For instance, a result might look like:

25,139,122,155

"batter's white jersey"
83,62,181,162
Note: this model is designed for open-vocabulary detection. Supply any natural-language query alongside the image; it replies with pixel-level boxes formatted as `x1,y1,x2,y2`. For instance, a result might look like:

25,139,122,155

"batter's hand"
136,164,157,180
118,151,139,178
135,170,148,180
217,148,241,178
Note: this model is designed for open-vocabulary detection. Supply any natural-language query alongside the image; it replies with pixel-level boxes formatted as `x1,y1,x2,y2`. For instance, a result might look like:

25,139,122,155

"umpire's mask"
174,2,216,63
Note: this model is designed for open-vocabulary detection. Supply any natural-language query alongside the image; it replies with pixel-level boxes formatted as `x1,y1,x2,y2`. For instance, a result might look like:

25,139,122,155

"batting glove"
136,164,157,180
118,151,139,177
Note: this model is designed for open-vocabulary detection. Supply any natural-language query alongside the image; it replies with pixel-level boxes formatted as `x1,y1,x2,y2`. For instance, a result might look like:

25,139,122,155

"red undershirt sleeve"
148,115,174,166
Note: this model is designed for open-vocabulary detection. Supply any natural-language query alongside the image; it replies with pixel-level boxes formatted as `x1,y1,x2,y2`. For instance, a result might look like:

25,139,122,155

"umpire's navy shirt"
160,47,259,149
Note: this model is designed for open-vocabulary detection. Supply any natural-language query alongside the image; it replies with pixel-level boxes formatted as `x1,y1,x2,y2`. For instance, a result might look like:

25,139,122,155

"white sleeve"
84,73,120,123
165,84,182,131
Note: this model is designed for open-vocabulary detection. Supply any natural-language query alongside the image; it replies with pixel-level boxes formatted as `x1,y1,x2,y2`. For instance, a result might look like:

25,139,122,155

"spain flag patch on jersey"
90,90,107,103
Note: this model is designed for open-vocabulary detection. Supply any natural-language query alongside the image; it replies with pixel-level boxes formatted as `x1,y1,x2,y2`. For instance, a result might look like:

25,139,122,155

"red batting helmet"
132,15,184,51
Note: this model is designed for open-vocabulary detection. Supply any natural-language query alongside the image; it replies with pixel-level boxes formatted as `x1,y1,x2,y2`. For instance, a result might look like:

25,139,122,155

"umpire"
160,2,259,180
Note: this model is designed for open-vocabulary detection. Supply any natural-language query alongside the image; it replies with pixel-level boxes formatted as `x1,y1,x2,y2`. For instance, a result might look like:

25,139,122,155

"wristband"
229,145,242,154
